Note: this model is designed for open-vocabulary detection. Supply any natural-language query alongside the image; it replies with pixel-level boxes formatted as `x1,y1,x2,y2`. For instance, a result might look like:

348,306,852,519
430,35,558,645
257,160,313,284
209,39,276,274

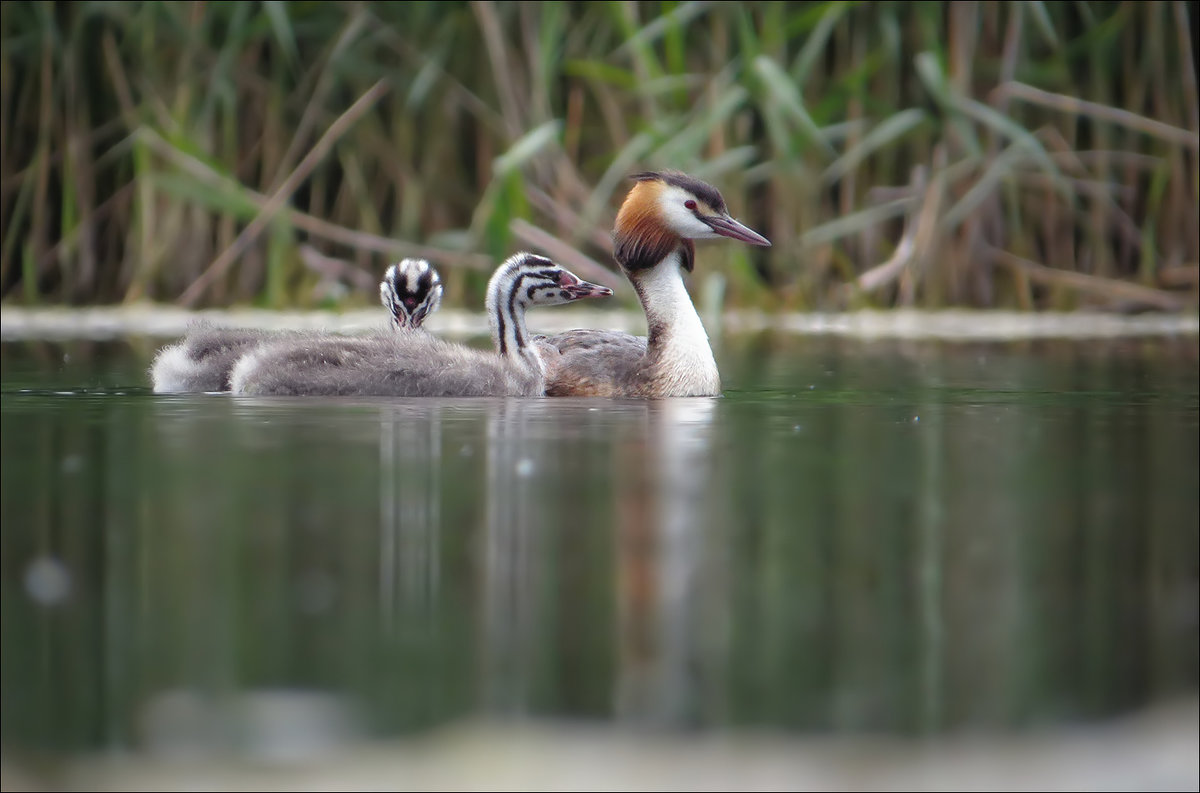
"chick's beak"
565,280,614,300
556,269,614,300
705,213,772,247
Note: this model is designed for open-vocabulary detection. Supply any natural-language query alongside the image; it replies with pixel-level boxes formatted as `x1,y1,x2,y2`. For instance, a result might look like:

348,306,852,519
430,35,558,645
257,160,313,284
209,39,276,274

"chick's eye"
684,200,697,211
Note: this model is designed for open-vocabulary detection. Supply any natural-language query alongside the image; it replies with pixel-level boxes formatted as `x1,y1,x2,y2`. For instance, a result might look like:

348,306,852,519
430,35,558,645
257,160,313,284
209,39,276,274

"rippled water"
1,332,1197,759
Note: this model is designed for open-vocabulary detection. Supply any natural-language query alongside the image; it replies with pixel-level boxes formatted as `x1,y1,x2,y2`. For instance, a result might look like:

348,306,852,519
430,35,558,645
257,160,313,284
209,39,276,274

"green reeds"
1,1,1196,311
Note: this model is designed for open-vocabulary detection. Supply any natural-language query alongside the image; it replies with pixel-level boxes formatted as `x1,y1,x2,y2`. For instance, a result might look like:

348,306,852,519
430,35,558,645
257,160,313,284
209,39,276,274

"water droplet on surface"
515,458,535,477
24,557,71,605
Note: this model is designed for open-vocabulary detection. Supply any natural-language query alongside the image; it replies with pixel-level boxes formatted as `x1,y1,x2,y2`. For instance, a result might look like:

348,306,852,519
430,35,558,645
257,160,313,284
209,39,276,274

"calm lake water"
1,331,1197,762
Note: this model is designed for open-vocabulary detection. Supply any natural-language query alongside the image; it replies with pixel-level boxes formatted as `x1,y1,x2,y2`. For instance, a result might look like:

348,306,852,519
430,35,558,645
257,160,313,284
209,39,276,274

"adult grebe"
542,171,770,398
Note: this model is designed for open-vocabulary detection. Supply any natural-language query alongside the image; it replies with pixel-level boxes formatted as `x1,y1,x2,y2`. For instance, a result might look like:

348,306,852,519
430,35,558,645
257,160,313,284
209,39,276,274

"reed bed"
1,1,1196,312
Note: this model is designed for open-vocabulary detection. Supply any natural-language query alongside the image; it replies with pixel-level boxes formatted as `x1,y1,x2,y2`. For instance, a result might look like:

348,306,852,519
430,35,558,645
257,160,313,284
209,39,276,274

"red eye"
684,200,697,210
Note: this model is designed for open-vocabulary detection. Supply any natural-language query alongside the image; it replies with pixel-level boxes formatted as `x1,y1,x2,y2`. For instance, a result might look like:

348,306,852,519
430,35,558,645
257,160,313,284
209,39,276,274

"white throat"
487,278,525,357
486,287,548,380
636,252,720,395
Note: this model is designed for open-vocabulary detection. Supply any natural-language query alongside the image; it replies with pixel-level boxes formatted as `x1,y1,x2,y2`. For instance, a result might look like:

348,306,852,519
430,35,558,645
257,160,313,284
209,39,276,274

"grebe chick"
542,170,770,398
380,257,443,330
229,253,613,397
149,258,442,393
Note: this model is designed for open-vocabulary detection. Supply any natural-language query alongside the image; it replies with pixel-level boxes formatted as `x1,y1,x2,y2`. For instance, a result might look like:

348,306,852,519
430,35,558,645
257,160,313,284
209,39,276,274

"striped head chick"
380,258,444,330
484,252,614,358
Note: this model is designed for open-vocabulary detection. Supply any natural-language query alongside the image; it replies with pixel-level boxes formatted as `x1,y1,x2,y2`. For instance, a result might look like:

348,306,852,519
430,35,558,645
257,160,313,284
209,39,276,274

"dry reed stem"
994,81,1200,150
855,166,927,294
988,247,1186,311
177,80,390,307
139,129,493,271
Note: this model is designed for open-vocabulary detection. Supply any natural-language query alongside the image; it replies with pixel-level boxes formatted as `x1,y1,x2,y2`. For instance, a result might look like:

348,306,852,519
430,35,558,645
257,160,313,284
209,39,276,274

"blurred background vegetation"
1,0,1197,313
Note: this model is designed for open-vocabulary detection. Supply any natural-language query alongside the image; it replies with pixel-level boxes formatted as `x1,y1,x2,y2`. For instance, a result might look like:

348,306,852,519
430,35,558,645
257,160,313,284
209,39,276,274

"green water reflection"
2,334,1197,756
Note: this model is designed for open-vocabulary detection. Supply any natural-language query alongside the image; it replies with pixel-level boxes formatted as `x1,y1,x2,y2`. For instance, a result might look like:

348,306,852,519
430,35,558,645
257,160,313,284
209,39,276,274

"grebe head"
614,170,771,272
381,258,444,329
486,252,614,311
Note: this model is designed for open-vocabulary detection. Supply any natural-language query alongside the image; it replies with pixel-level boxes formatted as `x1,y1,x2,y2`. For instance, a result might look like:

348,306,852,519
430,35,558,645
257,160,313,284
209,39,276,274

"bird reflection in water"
372,395,723,727
614,398,723,728
376,402,443,633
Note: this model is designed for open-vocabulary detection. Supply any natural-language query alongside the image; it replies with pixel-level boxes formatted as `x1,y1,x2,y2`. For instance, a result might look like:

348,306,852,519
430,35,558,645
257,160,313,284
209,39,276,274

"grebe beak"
565,280,614,300
559,271,614,300
704,213,772,247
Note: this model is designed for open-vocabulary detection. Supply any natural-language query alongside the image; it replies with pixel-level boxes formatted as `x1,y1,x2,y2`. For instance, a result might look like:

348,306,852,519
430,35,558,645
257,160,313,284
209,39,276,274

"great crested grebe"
149,258,443,393
541,170,771,398
228,252,613,397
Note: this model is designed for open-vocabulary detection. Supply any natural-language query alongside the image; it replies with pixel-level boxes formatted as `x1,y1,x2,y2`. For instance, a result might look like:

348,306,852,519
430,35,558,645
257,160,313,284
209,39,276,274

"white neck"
633,252,721,396
486,275,545,375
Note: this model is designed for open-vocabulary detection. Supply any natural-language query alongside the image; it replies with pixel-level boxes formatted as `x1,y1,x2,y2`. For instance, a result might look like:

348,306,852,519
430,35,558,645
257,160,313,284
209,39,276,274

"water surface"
2,332,1197,759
